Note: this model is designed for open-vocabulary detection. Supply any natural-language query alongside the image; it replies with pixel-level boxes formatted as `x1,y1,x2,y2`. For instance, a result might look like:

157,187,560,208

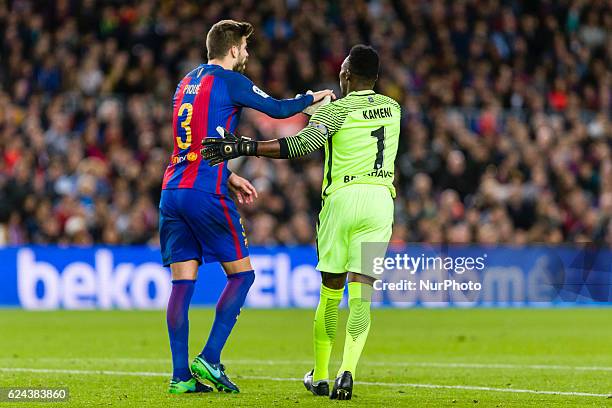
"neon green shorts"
316,183,394,277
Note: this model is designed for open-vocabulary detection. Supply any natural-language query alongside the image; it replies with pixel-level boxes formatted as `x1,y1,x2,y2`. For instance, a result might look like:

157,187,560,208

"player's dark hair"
347,44,379,81
206,20,254,60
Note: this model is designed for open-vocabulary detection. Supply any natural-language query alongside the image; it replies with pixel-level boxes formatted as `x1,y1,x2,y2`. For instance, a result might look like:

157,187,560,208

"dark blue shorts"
159,189,249,266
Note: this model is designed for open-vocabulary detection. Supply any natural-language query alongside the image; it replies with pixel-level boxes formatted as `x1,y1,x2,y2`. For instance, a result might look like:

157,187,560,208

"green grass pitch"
0,308,611,407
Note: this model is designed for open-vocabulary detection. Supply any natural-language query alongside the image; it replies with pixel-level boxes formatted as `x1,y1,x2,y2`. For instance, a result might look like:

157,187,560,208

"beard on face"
233,56,248,73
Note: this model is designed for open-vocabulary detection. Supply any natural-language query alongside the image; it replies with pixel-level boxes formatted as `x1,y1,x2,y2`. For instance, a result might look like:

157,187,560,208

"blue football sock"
201,270,255,364
167,279,195,381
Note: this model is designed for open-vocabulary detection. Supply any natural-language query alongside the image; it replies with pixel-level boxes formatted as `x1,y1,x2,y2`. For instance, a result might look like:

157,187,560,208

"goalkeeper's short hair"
348,45,379,81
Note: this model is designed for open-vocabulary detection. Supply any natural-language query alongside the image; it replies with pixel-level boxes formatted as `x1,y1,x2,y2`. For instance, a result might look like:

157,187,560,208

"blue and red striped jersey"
161,64,314,194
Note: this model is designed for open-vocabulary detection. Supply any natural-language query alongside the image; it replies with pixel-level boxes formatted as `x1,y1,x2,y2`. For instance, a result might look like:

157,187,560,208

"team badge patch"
252,85,270,98
308,120,329,136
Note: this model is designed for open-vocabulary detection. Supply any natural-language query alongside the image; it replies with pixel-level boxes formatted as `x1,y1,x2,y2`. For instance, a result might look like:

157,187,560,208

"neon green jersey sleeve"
283,103,349,158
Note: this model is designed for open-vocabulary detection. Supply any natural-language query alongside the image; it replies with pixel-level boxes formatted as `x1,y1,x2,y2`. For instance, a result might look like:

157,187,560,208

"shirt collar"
348,90,375,96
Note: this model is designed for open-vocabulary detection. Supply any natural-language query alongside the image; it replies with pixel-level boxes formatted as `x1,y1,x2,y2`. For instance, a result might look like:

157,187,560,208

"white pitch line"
0,367,610,398
2,367,164,377
232,360,612,372
3,357,611,372
373,361,612,372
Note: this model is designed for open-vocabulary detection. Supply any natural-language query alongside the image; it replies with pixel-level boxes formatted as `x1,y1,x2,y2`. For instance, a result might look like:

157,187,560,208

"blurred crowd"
0,0,610,247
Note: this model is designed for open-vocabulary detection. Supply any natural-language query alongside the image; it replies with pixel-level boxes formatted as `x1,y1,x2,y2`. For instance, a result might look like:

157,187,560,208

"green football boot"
168,377,214,394
191,355,240,393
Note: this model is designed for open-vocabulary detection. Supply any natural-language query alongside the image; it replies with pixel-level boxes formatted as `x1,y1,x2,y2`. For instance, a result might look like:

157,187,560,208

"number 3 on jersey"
177,103,193,149
371,126,385,169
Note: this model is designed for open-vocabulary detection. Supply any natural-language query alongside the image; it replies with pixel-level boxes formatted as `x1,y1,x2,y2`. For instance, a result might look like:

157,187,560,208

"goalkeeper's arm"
253,103,348,159
202,126,326,161
202,104,347,164
255,126,326,159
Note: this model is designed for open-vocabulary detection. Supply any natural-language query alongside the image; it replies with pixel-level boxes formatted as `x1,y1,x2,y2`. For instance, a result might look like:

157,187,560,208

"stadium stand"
0,0,610,246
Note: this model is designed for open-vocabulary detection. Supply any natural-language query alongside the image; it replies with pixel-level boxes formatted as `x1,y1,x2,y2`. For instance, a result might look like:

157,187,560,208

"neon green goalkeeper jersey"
282,90,401,198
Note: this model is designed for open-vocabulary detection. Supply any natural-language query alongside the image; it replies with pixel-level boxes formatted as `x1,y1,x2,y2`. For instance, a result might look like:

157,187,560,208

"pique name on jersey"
362,106,393,120
184,84,201,94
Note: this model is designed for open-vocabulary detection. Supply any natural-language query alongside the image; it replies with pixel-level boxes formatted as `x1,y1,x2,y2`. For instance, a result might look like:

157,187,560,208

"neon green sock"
312,284,344,382
338,282,372,379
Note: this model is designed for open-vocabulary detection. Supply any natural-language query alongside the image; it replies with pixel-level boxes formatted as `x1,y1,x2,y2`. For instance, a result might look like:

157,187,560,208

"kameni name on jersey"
362,106,393,120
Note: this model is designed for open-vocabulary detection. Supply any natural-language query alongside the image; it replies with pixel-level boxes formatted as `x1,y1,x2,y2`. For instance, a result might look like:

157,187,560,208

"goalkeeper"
202,45,400,401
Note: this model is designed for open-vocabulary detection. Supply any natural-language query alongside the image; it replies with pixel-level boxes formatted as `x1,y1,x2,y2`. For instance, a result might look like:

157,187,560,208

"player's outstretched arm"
228,73,334,119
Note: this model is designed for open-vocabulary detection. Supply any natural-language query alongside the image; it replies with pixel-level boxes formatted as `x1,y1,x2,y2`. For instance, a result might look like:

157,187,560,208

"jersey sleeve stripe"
285,127,327,158
322,137,333,197
279,101,351,159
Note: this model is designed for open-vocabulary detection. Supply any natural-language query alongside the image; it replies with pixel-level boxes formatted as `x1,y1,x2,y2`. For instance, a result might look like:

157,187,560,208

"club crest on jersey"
252,85,269,98
308,120,328,136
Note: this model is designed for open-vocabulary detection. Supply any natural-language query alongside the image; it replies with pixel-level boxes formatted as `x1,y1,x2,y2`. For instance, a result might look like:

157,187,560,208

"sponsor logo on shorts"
239,218,249,248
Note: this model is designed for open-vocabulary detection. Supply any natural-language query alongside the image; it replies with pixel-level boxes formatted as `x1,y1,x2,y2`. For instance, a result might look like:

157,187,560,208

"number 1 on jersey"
371,126,385,169
177,102,193,149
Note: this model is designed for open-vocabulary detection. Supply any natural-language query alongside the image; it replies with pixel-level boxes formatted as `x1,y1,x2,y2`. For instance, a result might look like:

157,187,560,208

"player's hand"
228,173,258,204
201,126,258,166
302,89,335,116
311,89,336,103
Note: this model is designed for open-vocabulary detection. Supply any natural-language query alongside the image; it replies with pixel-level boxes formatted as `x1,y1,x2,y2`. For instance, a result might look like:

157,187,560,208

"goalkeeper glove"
201,126,258,166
